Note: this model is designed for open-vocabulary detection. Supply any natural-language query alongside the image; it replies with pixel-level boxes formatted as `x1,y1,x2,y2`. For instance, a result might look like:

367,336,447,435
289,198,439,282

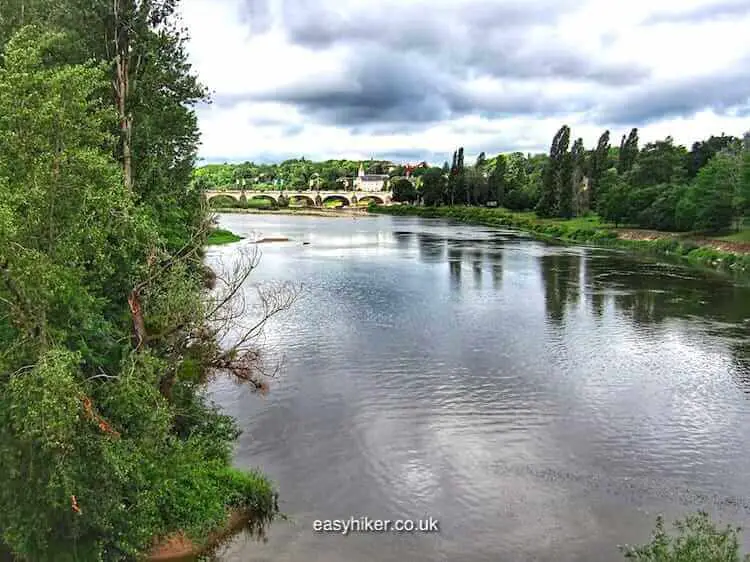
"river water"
205,213,750,562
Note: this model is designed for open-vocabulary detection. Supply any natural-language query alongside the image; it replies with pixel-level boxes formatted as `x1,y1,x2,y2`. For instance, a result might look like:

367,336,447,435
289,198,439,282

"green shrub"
620,512,749,562
206,228,242,245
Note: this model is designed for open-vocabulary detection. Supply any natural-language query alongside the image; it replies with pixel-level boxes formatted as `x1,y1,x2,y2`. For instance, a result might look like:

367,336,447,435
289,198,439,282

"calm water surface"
206,213,750,562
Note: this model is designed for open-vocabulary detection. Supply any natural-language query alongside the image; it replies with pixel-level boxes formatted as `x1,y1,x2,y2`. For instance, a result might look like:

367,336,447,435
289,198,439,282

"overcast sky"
181,0,750,165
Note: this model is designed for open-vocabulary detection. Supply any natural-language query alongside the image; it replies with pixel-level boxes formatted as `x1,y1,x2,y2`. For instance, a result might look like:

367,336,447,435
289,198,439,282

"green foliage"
620,512,750,562
537,125,571,217
587,130,611,208
618,128,640,174
419,167,447,206
683,152,740,232
739,134,750,218
192,158,389,190
687,134,740,179
629,136,688,189
206,228,243,245
0,9,279,562
392,178,417,203
597,169,629,226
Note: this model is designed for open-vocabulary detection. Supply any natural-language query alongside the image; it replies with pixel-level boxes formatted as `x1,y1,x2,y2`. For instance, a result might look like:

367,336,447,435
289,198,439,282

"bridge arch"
249,194,278,207
357,194,384,205
207,193,241,206
322,195,350,207
289,194,315,206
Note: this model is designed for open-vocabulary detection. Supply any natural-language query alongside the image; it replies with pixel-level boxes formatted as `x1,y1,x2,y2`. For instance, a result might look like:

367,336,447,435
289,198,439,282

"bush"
620,512,749,561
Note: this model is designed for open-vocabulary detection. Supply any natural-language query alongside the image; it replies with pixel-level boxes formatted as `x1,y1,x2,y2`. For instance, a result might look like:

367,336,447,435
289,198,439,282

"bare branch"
201,243,301,392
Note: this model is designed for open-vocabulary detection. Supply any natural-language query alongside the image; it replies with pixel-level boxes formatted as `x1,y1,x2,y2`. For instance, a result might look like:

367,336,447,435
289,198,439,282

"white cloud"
183,0,750,164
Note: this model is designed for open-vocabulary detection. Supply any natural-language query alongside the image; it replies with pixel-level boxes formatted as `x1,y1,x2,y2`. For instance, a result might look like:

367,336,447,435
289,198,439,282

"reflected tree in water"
393,231,414,254
540,253,581,325
416,232,445,264
730,340,750,395
489,249,504,290
468,248,484,288
584,255,607,319
448,245,463,288
586,255,750,328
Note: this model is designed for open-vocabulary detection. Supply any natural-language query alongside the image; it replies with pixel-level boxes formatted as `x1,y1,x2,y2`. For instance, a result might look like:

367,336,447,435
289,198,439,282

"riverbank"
369,205,750,280
211,206,372,218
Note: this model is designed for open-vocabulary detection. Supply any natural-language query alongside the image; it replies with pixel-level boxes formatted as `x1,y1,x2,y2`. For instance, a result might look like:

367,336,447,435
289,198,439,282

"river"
205,212,750,562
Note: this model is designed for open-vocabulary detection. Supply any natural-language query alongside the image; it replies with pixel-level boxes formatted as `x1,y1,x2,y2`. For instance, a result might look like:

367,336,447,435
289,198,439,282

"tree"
597,169,629,226
392,178,417,203
681,152,740,232
448,150,458,205
687,133,739,178
537,125,570,217
0,12,284,561
420,167,446,206
468,152,489,205
618,128,639,174
629,137,688,188
466,167,488,206
388,165,404,178
740,132,750,221
488,154,508,205
588,130,611,209
569,137,585,216
456,147,467,204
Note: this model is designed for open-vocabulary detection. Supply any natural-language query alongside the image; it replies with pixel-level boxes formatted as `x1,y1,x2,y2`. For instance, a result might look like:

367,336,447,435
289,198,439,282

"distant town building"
403,162,428,178
355,163,389,192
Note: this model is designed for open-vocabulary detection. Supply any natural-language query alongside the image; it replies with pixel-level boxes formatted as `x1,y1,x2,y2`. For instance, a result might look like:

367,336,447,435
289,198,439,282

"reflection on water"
206,213,750,562
540,252,581,326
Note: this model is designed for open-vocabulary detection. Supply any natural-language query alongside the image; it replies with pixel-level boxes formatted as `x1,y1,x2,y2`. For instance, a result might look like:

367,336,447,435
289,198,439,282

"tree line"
391,128,750,234
193,158,412,190
0,1,281,560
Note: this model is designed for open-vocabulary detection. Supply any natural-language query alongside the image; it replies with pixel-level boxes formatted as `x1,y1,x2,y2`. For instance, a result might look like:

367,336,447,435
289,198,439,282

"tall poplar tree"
537,125,570,217
570,138,586,216
618,127,639,174
588,130,611,209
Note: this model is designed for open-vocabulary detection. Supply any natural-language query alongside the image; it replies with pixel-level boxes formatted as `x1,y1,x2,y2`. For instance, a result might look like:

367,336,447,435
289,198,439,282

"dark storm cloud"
597,64,750,124
232,0,649,130
280,0,575,50
274,0,646,86
248,48,455,126
644,0,750,24
245,41,604,129
232,0,749,134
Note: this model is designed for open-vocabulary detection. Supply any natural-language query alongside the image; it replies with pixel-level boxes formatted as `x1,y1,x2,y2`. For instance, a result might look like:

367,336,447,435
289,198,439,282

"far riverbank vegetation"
368,127,750,278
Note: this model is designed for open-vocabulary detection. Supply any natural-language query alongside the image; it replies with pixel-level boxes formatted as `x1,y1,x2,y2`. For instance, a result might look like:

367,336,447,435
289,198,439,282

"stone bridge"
204,189,393,207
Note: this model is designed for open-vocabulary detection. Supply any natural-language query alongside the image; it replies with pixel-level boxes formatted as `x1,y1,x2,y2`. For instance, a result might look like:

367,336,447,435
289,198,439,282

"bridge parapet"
204,190,393,206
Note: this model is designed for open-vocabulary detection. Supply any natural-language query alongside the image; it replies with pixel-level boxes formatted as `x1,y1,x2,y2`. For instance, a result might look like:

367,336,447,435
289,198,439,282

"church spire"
358,162,365,177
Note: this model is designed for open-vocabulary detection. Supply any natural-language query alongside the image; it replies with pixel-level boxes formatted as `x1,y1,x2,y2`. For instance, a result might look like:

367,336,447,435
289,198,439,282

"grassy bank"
206,228,244,245
370,205,750,279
